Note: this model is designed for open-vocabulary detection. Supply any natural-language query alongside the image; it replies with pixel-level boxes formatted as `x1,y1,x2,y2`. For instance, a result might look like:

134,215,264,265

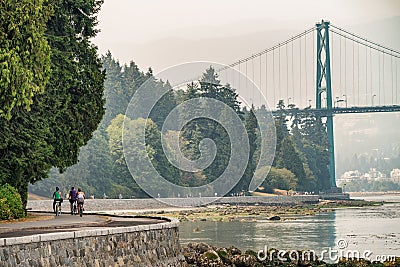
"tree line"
30,53,332,198
0,0,332,202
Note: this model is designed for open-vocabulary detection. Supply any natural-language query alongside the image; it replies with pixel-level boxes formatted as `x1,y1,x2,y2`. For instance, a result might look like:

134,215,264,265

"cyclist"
76,187,86,214
52,186,63,212
68,187,77,215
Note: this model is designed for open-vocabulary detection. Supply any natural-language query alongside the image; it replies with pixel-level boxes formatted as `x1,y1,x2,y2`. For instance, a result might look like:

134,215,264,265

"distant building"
339,170,362,182
366,168,387,181
339,168,389,183
368,168,379,179
391,169,400,183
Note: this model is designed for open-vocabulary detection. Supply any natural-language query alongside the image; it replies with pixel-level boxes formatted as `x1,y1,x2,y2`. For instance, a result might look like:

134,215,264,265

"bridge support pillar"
326,115,336,188
316,20,337,188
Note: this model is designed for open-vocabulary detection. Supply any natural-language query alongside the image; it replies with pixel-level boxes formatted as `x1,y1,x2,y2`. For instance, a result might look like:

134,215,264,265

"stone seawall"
0,218,185,267
27,195,319,213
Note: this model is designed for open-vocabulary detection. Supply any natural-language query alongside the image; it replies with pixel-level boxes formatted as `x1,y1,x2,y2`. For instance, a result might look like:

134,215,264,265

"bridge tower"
315,20,337,188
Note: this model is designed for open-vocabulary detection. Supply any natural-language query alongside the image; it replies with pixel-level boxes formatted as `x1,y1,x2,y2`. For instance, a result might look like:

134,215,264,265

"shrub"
0,184,25,220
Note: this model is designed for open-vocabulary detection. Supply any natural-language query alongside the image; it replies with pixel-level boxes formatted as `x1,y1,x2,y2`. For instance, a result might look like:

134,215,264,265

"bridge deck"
272,105,400,116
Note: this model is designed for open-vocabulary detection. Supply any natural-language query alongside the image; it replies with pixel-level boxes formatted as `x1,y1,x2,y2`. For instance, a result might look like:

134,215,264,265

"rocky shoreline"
174,200,398,266
142,199,383,222
182,242,400,267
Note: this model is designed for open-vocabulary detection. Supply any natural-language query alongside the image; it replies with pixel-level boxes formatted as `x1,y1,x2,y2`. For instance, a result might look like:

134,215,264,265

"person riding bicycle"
68,186,77,215
52,186,63,212
76,187,86,213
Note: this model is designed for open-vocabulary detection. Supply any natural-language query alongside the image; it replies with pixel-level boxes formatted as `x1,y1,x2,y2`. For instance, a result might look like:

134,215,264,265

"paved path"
1,213,105,229
0,212,166,238
26,196,319,213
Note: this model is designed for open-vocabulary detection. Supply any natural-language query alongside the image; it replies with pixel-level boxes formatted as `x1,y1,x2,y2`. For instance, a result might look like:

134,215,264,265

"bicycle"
54,200,62,216
72,201,77,215
78,201,84,217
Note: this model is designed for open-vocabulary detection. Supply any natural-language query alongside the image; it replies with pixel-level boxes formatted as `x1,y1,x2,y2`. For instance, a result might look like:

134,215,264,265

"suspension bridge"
214,20,400,190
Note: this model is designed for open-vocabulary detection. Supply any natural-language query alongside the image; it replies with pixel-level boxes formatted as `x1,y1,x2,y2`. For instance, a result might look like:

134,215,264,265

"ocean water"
180,195,400,262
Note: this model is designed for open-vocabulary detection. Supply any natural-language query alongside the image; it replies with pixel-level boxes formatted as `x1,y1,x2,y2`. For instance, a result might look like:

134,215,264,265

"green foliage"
278,108,330,191
108,115,176,197
149,81,177,130
0,0,52,120
30,130,114,199
259,167,297,192
233,107,258,193
180,67,243,186
293,113,329,190
101,52,146,128
30,54,149,199
29,61,333,197
273,118,289,166
199,66,242,116
43,0,106,169
0,184,25,220
272,111,329,192
106,115,145,198
276,136,307,187
0,0,105,207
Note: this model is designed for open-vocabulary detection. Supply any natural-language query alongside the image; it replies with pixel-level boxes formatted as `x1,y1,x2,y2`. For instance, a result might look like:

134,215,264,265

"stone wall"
0,218,186,267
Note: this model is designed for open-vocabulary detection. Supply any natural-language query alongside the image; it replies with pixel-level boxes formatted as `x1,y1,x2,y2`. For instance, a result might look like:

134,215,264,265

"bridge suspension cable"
330,24,400,58
330,29,400,60
174,21,399,111
329,23,400,108
218,27,315,71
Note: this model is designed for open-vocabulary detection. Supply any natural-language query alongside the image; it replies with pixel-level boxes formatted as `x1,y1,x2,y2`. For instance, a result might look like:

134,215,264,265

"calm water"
180,195,400,259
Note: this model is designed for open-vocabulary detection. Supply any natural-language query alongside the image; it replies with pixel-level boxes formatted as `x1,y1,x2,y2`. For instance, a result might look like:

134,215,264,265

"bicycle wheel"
55,202,59,216
79,203,83,217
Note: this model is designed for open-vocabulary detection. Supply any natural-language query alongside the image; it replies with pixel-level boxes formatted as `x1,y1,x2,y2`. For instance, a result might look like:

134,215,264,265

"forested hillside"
30,52,331,198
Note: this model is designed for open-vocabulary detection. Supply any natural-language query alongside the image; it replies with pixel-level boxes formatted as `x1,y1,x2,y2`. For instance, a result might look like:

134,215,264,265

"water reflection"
333,202,400,256
180,211,337,253
180,198,400,257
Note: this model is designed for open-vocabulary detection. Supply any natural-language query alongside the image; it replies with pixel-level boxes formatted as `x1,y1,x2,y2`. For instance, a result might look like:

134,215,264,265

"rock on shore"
182,242,400,267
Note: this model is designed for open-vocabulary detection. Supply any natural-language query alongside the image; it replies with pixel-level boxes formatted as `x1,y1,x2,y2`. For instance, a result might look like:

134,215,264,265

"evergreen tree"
233,106,258,192
197,67,243,185
0,0,52,120
276,136,309,190
273,121,289,167
0,0,105,206
199,67,242,117
149,80,177,130
107,115,146,198
101,54,145,128
101,51,124,128
41,0,106,170
122,61,145,98
290,111,330,190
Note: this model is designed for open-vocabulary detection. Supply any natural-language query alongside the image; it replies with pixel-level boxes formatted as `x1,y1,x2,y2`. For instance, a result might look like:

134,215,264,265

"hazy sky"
90,0,400,164
93,0,400,71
